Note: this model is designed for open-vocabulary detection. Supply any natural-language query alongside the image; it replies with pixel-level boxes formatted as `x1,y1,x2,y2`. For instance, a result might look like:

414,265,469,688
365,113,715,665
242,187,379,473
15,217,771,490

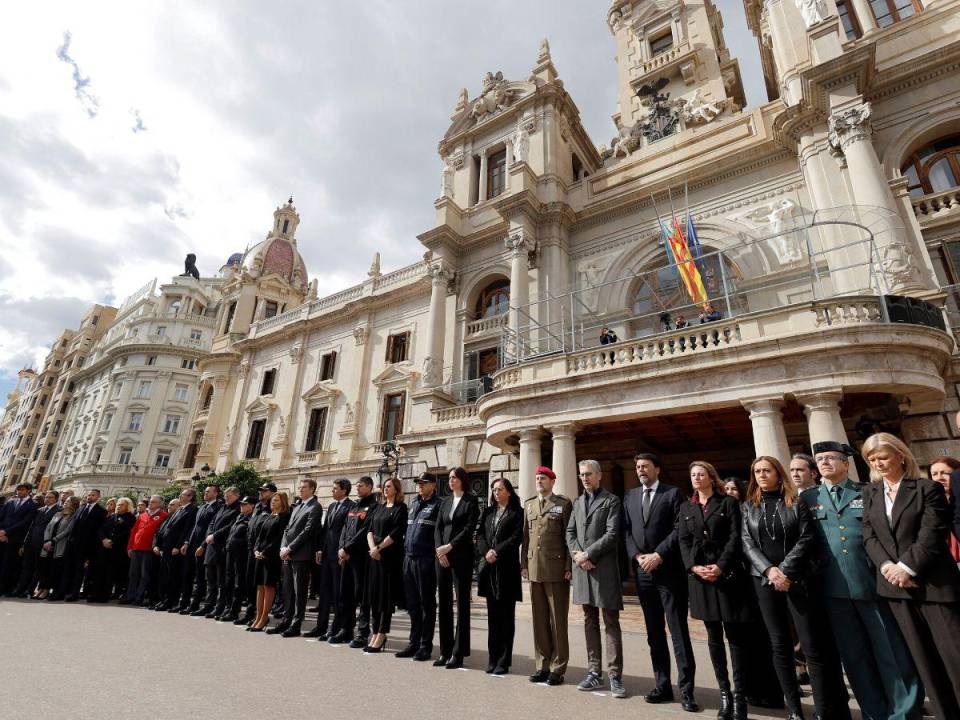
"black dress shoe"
732,694,747,720
529,670,550,683
485,664,495,674
445,656,463,669
247,626,264,633
645,687,675,704
718,690,732,720
681,694,700,712
190,607,209,617
280,625,302,638
492,666,508,675
394,645,417,658
328,631,350,644
412,649,432,661
433,656,449,667
302,627,325,638
546,673,564,686
117,598,133,605
219,613,238,623
205,610,218,619
348,637,368,649
153,603,169,612
265,624,290,635
234,615,250,625
168,606,185,613
64,595,79,602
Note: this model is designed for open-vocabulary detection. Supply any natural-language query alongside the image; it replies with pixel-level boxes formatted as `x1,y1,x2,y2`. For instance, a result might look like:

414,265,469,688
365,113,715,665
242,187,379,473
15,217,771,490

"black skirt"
255,557,282,588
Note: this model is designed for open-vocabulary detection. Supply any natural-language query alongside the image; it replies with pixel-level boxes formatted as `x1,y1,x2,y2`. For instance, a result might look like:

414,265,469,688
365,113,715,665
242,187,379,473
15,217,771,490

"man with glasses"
802,441,921,720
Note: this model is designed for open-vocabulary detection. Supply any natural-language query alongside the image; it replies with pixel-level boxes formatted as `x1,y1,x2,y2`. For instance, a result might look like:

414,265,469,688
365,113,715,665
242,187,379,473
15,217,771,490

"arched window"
201,385,214,411
475,279,510,319
901,134,960,196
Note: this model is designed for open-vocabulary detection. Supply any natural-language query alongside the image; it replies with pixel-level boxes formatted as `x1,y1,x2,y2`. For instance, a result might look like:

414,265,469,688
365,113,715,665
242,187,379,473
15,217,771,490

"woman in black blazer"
476,477,523,675
741,456,849,720
861,433,960,718
250,492,290,632
679,462,752,720
365,476,408,653
434,466,480,669
92,498,135,602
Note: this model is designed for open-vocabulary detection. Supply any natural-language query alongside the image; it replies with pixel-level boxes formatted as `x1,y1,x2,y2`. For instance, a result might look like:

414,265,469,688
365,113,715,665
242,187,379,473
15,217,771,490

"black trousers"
224,549,246,615
281,559,311,626
887,598,960,719
314,559,341,633
403,555,437,651
38,555,65,593
240,551,258,617
204,558,228,611
13,543,41,595
159,553,185,607
67,546,96,597
338,556,369,638
126,550,154,602
704,621,749,694
188,548,208,606
437,558,472,658
0,537,26,593
753,578,850,718
486,597,516,669
635,568,696,696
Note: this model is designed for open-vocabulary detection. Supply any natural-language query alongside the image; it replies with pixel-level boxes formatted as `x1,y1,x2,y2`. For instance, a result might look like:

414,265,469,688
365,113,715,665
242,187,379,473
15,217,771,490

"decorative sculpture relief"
421,356,442,387
352,325,369,346
731,200,804,263
681,90,726,125
538,38,551,63
343,400,359,426
440,158,455,199
638,78,682,143
828,102,872,155
471,71,518,120
368,252,381,278
238,361,250,379
505,231,529,257
427,262,449,287
512,121,530,164
455,88,468,113
879,244,921,290
795,0,828,27
289,343,303,365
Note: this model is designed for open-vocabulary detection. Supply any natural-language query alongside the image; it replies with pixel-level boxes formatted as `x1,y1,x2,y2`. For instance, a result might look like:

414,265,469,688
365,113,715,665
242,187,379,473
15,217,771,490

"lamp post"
192,463,217,488
376,441,400,486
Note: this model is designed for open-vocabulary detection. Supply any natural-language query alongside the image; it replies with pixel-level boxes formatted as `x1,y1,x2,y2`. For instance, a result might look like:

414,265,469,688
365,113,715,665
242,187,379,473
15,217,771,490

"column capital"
797,390,843,417
545,422,579,440
427,262,449,287
828,101,872,154
741,397,786,418
515,427,543,443
505,230,530,257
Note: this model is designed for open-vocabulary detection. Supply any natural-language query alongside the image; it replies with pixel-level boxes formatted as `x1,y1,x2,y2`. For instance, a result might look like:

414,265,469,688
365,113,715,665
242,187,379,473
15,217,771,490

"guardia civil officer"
802,441,921,720
522,466,572,686
396,473,441,661
220,495,254,622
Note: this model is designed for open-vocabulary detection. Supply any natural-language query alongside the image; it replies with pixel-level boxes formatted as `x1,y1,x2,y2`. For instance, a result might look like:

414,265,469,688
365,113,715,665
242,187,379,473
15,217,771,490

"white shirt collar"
641,480,660,493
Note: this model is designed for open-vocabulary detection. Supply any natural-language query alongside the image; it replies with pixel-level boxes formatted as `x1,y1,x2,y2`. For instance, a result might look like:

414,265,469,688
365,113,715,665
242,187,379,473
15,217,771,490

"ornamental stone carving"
421,356,442,387
289,343,303,364
238,361,250,379
440,159,455,199
512,122,531,164
828,102,872,155
681,90,726,125
427,263,449,286
795,0,828,27
505,232,529,257
352,325,369,346
879,243,922,290
471,71,518,120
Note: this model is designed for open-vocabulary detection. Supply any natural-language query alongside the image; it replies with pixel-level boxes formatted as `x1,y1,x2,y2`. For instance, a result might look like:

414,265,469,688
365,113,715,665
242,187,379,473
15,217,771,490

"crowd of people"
1,430,959,720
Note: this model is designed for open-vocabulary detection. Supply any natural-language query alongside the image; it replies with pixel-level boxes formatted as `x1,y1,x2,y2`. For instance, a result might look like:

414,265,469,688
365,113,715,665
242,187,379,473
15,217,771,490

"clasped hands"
635,552,663,574
573,550,595,571
881,562,918,589
765,566,791,592
435,543,453,568
692,564,721,583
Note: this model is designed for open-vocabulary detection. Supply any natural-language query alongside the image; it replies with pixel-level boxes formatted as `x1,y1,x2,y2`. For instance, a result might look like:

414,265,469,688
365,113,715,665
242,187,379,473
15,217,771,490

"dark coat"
477,503,523,602
405,494,441,558
204,501,241,566
741,496,815,583
281,496,322,563
71,502,107,558
861,477,960,603
623,482,684,579
187,499,224,552
951,470,960,545
98,511,135,552
319,498,353,562
24,504,60,551
566,488,622,610
254,512,290,566
435,493,480,567
678,494,752,622
153,504,198,553
0,496,38,544
340,494,377,558
247,501,272,557
226,513,250,556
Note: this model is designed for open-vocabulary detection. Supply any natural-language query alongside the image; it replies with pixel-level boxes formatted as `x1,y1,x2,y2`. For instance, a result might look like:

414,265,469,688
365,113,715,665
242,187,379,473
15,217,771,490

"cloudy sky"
0,1,766,402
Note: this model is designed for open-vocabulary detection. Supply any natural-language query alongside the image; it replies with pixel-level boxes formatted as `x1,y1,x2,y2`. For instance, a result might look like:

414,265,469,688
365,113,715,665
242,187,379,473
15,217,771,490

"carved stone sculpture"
512,122,530,164
181,253,200,280
441,158,455,199
421,356,441,387
682,91,726,125
795,0,828,27
471,71,517,120
368,252,381,278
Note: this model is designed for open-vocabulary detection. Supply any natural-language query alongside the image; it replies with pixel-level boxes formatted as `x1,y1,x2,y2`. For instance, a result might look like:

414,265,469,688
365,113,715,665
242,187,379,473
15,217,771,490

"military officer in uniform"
522,466,572,686
802,441,922,720
396,473,441,661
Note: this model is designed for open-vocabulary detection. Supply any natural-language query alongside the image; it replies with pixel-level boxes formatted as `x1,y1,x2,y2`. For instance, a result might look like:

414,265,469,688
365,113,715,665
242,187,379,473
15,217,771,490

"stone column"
798,391,860,481
848,0,879,34
478,151,489,203
547,423,579,500
743,398,791,469
422,264,447,388
505,231,531,357
517,428,542,503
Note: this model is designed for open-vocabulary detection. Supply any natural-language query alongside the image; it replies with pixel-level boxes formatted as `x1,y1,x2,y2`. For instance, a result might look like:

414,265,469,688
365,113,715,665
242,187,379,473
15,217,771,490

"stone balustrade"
466,313,508,337
633,40,694,79
912,187,960,218
431,405,480,424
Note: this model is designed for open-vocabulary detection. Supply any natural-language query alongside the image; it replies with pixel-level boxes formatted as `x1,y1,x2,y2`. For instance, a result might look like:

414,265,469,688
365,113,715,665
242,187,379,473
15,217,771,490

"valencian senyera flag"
660,215,708,304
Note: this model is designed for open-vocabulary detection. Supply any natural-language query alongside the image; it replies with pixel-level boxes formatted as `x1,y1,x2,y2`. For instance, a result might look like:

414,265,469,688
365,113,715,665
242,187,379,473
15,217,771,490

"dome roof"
226,252,243,267
239,236,308,291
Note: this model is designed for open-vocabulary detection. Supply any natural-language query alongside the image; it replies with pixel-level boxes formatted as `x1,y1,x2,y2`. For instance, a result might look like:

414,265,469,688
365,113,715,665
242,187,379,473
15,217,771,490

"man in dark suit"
179,484,223,614
194,486,241,618
269,479,321,637
236,482,275,625
65,488,107,601
335,476,376,646
221,495,253,622
12,489,60,597
623,453,697,712
151,488,198,611
0,482,39,594
305,478,353,639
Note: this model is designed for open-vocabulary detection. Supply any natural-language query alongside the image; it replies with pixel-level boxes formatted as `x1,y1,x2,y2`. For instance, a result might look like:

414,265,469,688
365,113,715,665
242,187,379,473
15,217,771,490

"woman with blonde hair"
861,432,960,718
741,456,849,720
249,491,290,632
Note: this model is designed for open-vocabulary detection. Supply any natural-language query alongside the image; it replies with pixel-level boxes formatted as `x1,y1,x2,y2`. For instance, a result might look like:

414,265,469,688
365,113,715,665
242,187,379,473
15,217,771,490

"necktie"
830,485,842,506
539,498,545,513
642,488,653,523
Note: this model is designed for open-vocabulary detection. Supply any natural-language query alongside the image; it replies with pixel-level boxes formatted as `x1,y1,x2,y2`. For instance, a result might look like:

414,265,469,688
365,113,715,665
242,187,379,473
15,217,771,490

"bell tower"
270,196,301,243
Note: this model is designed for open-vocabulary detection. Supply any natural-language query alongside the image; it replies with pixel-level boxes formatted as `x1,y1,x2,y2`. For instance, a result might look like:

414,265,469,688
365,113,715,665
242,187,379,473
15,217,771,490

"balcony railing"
54,463,173,480
441,377,493,405
466,313,508,338
912,187,960,218
432,404,480,424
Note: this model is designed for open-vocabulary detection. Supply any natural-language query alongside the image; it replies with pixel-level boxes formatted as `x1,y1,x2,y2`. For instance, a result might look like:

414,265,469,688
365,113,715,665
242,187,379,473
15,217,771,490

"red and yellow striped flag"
668,216,708,304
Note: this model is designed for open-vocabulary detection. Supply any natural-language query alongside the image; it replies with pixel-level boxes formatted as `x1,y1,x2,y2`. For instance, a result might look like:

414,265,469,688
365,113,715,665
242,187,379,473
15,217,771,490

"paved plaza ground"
1,594,862,720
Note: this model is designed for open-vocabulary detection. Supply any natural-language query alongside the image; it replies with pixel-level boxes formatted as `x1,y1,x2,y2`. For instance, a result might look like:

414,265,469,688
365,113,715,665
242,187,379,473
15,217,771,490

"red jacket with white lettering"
128,510,168,551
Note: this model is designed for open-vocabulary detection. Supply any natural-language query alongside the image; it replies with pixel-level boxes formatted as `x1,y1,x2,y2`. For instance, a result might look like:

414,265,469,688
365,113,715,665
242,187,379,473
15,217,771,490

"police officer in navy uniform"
802,441,921,720
236,483,276,625
220,496,254,622
395,472,441,661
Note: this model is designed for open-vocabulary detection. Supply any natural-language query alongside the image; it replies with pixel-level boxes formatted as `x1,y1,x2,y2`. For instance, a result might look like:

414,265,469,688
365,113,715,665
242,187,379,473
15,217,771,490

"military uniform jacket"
522,493,572,583
404,494,440,558
565,488,623,610
801,480,876,600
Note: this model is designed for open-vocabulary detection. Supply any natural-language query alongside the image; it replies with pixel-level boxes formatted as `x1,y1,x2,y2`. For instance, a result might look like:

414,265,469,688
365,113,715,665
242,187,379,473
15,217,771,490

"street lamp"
376,441,400,485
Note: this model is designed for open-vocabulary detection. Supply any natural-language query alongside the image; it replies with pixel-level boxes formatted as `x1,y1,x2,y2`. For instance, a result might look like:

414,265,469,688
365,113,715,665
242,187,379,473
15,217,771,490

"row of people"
3,430,959,719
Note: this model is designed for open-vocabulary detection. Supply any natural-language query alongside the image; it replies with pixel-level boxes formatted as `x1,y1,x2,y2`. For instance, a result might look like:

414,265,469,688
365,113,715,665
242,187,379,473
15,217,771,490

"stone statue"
512,122,530,164
441,158,455,198
682,91,726,125
795,0,828,27
730,200,803,262
471,71,517,119
455,87,468,112
368,252,381,278
538,38,551,62
422,356,441,387
181,253,200,280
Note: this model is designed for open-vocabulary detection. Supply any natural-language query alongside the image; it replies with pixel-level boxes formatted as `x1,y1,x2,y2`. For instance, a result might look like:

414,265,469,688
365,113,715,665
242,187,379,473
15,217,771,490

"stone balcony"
465,313,508,341
629,40,699,87
912,187,960,228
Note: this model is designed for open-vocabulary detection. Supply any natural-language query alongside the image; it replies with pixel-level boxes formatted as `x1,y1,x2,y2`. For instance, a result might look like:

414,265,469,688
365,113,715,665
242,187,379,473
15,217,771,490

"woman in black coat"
741,456,849,720
434,466,480,669
861,433,960,718
92,498,135,601
250,492,290,632
476,477,523,675
365,476,407,653
679,462,752,720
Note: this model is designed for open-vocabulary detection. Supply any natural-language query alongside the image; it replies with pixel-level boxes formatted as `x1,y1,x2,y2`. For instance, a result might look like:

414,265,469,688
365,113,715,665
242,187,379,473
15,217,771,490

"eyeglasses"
814,455,846,464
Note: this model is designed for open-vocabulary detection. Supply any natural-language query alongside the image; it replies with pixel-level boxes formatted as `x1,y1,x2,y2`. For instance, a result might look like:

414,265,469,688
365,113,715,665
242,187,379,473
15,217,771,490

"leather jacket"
741,496,815,583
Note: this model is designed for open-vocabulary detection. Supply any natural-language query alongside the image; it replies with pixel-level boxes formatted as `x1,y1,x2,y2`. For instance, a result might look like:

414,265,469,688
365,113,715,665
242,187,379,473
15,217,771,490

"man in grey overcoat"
565,459,625,698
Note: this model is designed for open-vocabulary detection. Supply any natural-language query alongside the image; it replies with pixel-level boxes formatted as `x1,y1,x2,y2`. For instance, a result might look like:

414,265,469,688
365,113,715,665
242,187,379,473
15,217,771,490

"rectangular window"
264,300,279,319
190,329,202,340
836,0,862,39
102,413,113,431
385,332,410,364
91,447,102,464
181,358,196,370
156,326,166,336
304,407,328,452
118,446,133,465
223,301,237,334
381,393,405,441
112,382,123,399
136,380,152,398
146,355,157,366
650,29,673,56
174,383,189,402
320,351,337,381
261,368,277,395
128,412,144,432
154,451,171,468
163,415,181,434
487,149,507,199
245,419,266,459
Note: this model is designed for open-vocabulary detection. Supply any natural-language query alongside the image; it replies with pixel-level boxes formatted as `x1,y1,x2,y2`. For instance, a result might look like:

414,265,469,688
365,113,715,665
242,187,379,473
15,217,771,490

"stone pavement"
0,594,861,720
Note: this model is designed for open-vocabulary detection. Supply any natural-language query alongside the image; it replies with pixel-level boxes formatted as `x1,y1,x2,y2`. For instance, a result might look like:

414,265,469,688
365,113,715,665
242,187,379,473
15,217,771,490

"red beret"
535,466,556,480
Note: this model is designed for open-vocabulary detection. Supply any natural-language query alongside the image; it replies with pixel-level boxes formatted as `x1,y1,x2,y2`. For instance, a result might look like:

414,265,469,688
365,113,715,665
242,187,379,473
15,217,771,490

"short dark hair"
15,482,32,491
634,453,661,468
300,478,317,492
207,484,221,496
333,478,351,494
792,453,818,473
89,488,102,497
357,476,374,488
46,490,60,500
